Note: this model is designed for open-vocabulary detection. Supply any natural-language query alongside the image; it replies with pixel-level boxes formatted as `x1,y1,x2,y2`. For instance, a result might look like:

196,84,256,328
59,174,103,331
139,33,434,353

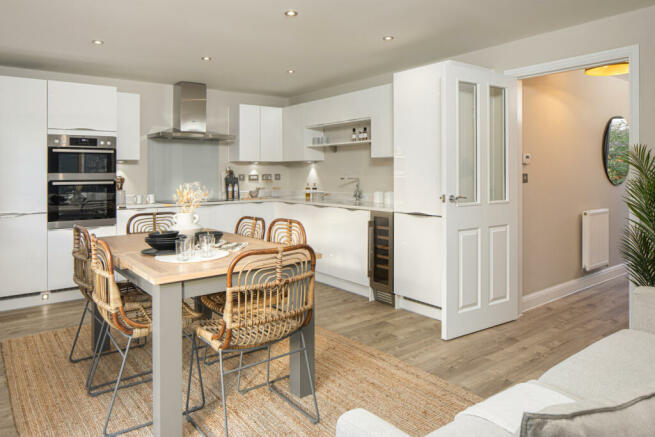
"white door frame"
503,44,640,313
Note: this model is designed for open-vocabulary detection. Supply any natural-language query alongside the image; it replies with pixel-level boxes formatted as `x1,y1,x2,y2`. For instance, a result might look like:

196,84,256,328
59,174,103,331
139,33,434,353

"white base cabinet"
47,225,116,291
394,213,443,307
0,214,47,297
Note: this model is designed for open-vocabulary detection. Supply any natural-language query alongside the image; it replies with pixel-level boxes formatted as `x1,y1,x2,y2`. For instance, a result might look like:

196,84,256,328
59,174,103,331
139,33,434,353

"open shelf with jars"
307,117,371,151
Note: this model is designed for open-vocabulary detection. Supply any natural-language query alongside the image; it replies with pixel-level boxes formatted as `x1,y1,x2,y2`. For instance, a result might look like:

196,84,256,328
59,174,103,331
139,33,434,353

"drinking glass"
176,237,190,261
199,233,215,258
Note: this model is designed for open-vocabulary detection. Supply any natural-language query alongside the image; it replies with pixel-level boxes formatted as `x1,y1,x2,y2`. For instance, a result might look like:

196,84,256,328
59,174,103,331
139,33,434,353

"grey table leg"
92,303,109,352
289,313,315,398
152,282,183,437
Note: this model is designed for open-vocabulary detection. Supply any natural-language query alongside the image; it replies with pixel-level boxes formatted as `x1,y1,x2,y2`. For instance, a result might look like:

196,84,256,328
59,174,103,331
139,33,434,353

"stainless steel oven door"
48,147,116,181
47,180,117,229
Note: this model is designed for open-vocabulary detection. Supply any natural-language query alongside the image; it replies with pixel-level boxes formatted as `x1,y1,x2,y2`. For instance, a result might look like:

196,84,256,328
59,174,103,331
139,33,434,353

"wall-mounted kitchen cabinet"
229,104,283,162
301,84,392,158
47,80,117,132
117,92,140,161
282,103,324,161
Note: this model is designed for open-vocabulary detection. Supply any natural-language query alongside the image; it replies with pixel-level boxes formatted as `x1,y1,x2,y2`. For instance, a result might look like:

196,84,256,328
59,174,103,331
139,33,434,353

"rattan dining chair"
89,235,204,437
235,215,266,240
70,225,147,364
266,218,307,245
185,245,320,436
125,211,175,234
199,215,267,316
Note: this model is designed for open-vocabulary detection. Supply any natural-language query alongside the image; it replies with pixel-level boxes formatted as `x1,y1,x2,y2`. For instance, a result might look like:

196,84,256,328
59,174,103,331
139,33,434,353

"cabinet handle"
368,219,374,278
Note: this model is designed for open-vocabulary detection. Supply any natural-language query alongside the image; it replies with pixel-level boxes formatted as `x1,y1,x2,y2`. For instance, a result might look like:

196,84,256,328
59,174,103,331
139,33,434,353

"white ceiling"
1,0,652,97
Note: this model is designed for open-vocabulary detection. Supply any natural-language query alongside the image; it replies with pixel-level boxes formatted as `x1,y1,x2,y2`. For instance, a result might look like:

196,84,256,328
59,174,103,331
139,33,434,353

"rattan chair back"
90,236,150,337
73,224,94,300
235,216,266,240
126,212,176,234
266,218,307,245
219,245,316,350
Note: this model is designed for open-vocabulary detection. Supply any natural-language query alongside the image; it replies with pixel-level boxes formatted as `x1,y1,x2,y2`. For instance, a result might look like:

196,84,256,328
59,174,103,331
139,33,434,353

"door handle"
448,194,467,203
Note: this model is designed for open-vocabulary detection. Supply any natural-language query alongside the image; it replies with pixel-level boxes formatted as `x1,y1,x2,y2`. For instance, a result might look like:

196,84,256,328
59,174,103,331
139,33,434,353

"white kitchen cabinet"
394,213,443,307
117,92,140,160
230,104,283,162
282,103,324,162
48,80,117,132
212,203,245,233
259,106,283,162
393,65,444,215
47,225,116,291
0,76,47,214
0,214,47,297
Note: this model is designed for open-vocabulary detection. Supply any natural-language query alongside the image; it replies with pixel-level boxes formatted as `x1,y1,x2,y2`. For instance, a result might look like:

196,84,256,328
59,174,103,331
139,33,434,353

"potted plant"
172,182,208,235
623,145,655,313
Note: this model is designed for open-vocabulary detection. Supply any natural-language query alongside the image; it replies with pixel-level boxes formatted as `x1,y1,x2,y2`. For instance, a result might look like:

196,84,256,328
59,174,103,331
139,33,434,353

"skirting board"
0,288,82,312
521,263,627,312
315,272,373,299
396,296,442,320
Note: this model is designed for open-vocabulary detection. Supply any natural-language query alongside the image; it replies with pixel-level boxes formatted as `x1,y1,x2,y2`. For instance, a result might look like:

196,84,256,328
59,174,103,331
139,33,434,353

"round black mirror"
603,116,629,186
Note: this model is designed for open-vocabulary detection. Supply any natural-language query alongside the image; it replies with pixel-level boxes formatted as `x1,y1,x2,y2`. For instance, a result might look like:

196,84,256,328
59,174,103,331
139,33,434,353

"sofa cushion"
454,381,574,434
519,392,655,437
426,415,512,437
336,408,410,437
538,329,655,404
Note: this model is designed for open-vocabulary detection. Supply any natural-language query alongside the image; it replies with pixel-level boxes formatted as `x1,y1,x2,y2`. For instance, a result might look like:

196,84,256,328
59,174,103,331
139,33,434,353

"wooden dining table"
99,231,316,437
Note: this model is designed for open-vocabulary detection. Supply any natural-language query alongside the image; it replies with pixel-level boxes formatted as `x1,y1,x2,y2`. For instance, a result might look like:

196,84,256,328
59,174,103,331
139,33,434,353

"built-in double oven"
47,134,117,229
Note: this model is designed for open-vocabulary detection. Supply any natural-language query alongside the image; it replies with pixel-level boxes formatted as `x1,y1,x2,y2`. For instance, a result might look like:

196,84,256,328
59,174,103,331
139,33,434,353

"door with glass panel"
442,62,518,340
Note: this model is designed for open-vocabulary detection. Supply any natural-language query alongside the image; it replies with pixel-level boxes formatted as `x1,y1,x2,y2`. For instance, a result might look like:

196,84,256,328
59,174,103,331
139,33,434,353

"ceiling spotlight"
287,69,295,74
201,56,212,62
284,9,298,17
382,36,394,41
91,39,104,45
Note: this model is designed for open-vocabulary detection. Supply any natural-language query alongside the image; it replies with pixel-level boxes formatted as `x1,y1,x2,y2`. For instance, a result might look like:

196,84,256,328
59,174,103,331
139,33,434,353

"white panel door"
0,76,47,213
236,104,260,161
48,81,117,131
259,106,283,162
442,62,518,340
117,92,141,161
393,64,444,216
0,213,47,297
394,213,443,307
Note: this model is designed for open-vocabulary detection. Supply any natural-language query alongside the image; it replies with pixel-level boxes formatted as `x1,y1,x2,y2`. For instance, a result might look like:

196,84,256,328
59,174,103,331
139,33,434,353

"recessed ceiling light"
284,9,298,17
382,36,394,41
201,56,212,62
287,69,295,74
91,39,104,45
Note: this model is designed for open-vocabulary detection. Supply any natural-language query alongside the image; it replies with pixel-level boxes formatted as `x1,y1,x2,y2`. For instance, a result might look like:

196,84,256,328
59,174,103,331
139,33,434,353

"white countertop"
119,197,393,212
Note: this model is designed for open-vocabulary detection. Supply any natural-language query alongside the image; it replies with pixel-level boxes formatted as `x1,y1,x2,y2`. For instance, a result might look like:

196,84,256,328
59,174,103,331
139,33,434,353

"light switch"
523,173,529,183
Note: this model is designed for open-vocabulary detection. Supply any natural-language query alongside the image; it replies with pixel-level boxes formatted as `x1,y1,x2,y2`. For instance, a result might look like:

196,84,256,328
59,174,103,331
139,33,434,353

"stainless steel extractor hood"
148,81,235,143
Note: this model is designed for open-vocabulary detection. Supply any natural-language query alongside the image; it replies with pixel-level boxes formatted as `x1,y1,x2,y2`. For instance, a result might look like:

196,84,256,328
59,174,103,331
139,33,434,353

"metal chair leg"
86,321,109,390
103,337,152,437
185,334,205,415
219,350,229,437
69,300,90,363
236,351,244,393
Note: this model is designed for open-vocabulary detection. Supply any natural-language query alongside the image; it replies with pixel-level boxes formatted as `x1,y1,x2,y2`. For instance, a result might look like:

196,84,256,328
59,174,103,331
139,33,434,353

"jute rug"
2,325,481,436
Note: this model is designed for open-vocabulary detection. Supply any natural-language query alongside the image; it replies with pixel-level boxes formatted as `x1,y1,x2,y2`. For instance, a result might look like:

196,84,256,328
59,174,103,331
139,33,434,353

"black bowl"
145,237,177,251
148,230,179,239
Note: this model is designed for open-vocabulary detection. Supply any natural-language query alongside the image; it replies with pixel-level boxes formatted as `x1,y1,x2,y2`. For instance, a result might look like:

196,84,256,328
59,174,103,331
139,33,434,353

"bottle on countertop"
305,184,311,200
312,183,318,191
352,128,357,142
358,128,365,141
362,127,368,141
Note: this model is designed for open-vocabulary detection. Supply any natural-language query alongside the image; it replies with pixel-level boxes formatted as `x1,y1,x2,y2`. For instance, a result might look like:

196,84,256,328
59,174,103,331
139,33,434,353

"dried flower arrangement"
174,182,208,213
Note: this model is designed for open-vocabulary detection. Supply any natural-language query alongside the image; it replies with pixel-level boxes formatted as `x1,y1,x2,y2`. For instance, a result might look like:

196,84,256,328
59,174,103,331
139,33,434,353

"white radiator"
582,209,610,271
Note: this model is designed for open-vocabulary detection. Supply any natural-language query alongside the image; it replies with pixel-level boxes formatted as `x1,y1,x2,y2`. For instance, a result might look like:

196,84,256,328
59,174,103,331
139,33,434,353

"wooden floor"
0,276,628,436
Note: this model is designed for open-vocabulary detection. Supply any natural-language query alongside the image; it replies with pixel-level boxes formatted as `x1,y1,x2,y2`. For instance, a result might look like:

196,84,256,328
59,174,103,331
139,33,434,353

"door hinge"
440,194,446,203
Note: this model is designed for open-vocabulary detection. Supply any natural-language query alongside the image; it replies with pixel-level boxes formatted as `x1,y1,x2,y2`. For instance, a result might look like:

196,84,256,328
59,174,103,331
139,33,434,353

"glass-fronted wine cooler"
369,211,394,305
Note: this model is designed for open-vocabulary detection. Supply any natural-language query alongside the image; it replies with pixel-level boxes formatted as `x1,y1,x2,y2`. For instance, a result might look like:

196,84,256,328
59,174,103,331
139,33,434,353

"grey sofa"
336,286,655,437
